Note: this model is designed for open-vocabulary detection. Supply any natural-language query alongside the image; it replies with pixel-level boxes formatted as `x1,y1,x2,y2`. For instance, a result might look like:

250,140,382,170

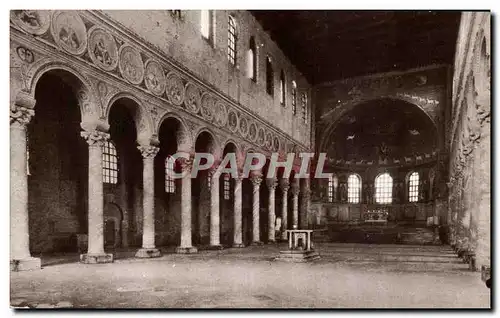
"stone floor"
10,243,490,309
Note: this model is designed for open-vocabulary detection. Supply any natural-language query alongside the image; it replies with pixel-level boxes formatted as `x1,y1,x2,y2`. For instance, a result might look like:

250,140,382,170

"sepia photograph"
8,4,491,310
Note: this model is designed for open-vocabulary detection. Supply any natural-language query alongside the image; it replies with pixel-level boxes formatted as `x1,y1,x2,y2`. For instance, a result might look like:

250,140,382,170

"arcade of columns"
11,102,310,268
10,10,312,270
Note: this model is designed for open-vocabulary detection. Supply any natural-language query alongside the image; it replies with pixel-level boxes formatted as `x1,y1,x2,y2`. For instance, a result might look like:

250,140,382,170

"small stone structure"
275,229,320,262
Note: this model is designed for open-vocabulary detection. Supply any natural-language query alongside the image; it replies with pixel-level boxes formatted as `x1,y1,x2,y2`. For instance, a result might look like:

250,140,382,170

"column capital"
138,145,159,159
10,106,34,127
80,130,109,146
266,178,278,190
178,156,194,173
280,178,290,191
250,174,263,187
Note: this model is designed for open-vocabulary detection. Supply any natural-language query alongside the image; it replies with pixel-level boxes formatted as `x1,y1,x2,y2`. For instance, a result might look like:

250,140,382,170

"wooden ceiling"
250,11,461,84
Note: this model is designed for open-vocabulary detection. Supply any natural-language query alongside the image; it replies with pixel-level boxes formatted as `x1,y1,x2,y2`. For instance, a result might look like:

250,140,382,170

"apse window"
247,37,257,81
165,156,175,193
266,56,274,95
408,172,420,202
291,81,297,115
328,174,334,203
227,15,237,65
280,71,286,106
102,141,118,184
223,174,231,200
375,173,393,204
200,10,214,43
347,174,361,203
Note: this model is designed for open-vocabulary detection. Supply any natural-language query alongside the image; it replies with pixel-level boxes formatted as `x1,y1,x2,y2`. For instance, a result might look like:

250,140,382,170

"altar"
275,229,320,262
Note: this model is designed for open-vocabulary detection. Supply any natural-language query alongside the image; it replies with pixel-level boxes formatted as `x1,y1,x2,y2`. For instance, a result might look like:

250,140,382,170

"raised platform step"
274,249,321,262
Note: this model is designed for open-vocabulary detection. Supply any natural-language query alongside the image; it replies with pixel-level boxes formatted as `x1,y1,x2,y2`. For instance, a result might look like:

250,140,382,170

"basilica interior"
9,10,491,308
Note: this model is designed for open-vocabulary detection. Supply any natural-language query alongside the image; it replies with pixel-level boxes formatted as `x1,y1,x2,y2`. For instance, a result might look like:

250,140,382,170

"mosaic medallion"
144,59,166,96
118,45,144,85
88,27,118,71
200,92,215,121
184,82,201,114
248,122,257,142
239,116,249,137
165,72,185,106
273,136,280,152
51,11,87,56
227,109,239,133
257,127,265,146
11,10,50,35
213,101,228,127
265,131,273,149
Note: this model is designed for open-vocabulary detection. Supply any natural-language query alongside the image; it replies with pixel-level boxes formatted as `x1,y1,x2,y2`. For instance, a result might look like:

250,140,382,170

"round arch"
26,60,100,120
318,97,440,154
156,112,193,149
106,92,154,144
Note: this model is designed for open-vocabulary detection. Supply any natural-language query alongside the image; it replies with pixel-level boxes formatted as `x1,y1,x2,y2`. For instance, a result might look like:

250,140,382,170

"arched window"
280,71,286,106
102,141,118,184
347,174,361,203
165,156,175,193
291,80,297,115
408,172,420,202
301,92,308,122
227,15,237,65
266,56,274,95
247,37,257,81
200,10,213,41
328,174,338,203
375,173,393,204
223,174,231,200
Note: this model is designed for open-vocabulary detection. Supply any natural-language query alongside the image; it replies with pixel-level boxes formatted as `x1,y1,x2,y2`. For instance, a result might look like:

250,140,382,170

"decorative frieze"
51,11,88,56
118,44,144,85
10,10,308,156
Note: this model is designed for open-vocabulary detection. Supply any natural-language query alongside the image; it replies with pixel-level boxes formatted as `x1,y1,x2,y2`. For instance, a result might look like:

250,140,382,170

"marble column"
280,178,290,241
233,173,244,247
209,167,223,249
136,145,161,258
175,156,198,254
10,106,41,271
267,178,278,243
301,178,311,229
291,179,300,229
80,130,113,264
250,173,263,245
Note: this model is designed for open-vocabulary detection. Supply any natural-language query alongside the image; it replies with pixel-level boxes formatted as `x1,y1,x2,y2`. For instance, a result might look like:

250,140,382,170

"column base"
251,241,264,246
206,244,224,250
175,246,198,254
10,257,41,271
135,248,161,258
232,243,245,248
80,253,114,264
267,240,276,244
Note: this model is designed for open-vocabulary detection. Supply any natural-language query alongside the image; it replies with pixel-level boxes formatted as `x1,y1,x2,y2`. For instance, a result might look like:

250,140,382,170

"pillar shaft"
180,158,193,248
233,174,243,247
267,178,277,242
280,179,290,240
251,174,262,243
135,146,161,258
78,130,113,264
209,169,221,247
10,107,35,263
291,180,300,229
81,130,109,255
